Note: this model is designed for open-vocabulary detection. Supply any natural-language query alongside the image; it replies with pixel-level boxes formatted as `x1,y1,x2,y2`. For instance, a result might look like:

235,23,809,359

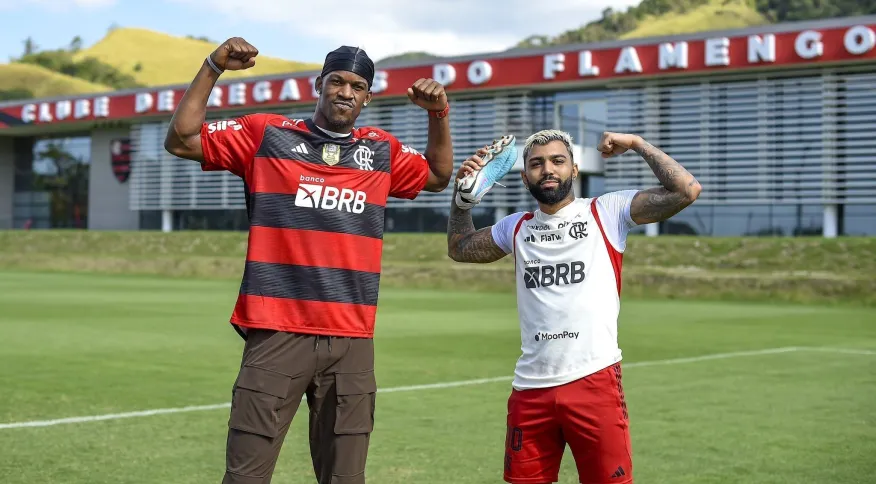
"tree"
186,34,217,43
70,36,83,52
22,37,38,56
16,49,143,89
0,88,34,101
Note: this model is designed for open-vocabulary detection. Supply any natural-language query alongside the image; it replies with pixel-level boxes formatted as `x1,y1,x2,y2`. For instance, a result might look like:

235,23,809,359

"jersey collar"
535,198,581,221
305,118,355,142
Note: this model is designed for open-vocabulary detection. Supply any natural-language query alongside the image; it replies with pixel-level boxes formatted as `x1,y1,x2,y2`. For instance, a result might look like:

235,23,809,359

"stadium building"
1,16,875,236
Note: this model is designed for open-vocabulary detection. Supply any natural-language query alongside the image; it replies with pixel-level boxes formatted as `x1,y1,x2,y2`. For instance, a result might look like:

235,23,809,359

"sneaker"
455,135,517,209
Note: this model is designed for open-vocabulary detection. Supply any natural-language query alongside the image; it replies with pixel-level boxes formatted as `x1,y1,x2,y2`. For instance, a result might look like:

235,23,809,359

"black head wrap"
320,46,375,88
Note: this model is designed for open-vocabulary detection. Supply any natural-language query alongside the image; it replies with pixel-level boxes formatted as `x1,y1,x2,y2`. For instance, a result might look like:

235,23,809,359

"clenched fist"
407,78,447,112
210,37,259,71
597,132,644,158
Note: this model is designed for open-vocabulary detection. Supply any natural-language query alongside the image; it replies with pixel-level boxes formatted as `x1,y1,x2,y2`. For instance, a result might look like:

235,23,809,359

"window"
13,135,90,229
843,204,876,235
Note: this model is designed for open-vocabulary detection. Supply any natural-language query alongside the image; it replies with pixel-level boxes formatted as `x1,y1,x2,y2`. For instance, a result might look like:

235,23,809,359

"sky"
0,0,642,64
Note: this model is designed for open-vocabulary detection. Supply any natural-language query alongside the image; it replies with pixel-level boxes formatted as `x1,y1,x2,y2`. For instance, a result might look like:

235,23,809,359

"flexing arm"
422,114,453,192
447,152,507,263
164,37,258,161
598,132,702,225
407,79,453,192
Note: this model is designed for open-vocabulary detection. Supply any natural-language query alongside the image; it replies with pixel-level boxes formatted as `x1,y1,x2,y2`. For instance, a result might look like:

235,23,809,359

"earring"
364,102,368,106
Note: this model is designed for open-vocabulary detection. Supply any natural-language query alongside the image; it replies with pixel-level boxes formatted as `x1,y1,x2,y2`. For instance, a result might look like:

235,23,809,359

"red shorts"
504,363,632,484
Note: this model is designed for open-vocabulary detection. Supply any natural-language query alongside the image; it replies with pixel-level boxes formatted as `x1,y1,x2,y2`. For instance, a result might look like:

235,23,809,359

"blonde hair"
523,129,574,161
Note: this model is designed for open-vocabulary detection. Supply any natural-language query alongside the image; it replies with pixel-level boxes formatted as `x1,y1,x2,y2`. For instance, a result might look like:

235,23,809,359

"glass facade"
13,135,90,229
602,66,876,236
665,204,826,236
843,204,876,236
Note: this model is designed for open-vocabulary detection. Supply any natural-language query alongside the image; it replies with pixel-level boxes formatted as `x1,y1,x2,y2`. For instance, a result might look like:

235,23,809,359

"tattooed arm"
447,192,508,263
446,150,508,263
598,132,702,225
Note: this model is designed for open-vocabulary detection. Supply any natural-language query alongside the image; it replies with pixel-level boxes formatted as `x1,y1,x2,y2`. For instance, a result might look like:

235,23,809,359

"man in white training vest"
447,129,702,484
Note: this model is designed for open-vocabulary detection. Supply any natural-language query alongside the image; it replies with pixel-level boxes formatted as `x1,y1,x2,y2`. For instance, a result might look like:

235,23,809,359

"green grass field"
1,269,873,484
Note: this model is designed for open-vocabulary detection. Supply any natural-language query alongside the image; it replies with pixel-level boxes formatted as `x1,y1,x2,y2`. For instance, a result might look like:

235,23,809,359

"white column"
823,204,838,238
645,222,659,237
161,209,173,233
494,207,508,223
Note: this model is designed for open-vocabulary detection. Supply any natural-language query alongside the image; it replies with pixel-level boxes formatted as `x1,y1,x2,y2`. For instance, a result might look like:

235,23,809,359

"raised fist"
407,78,447,112
597,132,643,158
210,37,259,71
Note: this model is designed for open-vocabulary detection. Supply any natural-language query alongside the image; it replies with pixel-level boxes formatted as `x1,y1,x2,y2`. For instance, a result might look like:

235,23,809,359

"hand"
210,37,259,71
407,78,448,112
597,132,643,158
455,147,489,182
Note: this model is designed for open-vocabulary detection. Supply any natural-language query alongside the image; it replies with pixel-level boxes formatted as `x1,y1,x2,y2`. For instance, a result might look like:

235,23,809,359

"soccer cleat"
455,135,517,209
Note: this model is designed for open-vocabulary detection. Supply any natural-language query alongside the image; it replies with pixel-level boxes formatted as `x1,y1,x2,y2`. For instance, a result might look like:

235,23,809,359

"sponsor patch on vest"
534,330,580,342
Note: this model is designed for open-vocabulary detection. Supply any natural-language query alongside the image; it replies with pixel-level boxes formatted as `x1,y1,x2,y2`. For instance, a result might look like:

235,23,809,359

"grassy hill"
620,0,768,40
518,0,876,48
0,231,873,306
519,0,766,48
0,27,322,101
72,28,321,87
0,63,109,99
376,51,440,66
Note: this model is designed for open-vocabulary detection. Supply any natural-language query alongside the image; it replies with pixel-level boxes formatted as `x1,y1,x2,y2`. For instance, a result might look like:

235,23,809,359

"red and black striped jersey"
200,114,429,338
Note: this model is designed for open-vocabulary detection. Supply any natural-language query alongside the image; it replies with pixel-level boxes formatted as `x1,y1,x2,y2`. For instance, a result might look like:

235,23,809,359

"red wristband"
429,103,450,119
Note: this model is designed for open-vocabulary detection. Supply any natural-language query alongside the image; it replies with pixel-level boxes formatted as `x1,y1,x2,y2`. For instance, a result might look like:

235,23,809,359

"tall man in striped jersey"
164,37,454,484
448,130,701,484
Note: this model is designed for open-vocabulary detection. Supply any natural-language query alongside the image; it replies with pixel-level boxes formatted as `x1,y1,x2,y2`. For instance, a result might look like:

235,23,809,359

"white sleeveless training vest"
506,197,626,390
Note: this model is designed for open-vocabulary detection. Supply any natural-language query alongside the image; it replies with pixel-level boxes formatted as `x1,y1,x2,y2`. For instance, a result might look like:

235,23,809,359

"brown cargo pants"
221,329,376,484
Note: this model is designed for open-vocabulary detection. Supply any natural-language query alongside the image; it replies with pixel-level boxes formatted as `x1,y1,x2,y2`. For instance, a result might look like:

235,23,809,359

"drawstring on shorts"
313,336,333,353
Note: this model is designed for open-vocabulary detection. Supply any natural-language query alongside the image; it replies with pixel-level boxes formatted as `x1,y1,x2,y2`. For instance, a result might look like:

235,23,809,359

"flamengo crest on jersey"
510,198,624,391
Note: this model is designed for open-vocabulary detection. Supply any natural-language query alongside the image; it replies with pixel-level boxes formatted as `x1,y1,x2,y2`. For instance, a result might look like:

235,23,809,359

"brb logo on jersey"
523,261,586,289
295,176,367,214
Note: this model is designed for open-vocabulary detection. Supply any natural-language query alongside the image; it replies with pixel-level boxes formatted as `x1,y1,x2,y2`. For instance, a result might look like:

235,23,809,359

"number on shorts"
507,426,523,452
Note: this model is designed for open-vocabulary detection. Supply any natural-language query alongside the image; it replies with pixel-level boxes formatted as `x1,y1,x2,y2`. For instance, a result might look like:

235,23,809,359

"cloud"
0,0,115,10
169,0,643,61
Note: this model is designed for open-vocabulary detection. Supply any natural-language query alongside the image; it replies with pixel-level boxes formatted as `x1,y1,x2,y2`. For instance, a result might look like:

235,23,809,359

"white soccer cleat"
455,135,517,210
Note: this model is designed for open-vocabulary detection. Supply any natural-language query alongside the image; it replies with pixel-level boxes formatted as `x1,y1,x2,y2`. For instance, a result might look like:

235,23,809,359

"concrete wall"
0,137,12,229
88,127,139,230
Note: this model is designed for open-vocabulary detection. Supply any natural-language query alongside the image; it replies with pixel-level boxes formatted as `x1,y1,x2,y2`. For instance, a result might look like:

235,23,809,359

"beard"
319,99,359,132
527,175,574,205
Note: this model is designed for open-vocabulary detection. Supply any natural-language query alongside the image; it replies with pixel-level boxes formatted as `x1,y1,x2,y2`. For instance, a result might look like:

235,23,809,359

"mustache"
539,176,561,186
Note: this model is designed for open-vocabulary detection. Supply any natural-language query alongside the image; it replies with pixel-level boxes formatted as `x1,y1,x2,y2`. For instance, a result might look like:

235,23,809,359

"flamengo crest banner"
110,138,131,183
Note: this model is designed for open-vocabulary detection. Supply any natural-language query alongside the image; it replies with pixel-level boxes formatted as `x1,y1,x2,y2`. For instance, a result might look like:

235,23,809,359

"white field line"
794,346,876,356
0,346,870,431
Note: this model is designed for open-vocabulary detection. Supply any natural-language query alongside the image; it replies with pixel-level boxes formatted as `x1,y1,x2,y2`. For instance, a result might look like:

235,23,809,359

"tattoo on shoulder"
632,187,688,224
